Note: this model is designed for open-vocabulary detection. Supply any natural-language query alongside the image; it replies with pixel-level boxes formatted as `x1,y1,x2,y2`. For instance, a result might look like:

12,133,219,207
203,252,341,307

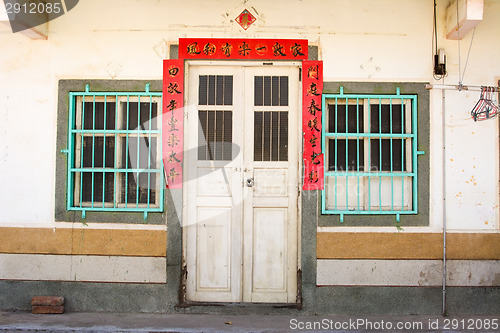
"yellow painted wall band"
317,232,500,260
0,227,166,257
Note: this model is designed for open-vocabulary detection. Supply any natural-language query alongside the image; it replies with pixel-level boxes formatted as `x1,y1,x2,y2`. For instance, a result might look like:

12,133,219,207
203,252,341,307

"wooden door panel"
196,207,232,291
252,208,287,292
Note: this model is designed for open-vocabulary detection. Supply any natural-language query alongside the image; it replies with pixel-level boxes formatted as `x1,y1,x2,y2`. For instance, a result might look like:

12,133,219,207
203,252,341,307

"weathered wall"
430,0,500,231
1,0,498,228
0,0,498,314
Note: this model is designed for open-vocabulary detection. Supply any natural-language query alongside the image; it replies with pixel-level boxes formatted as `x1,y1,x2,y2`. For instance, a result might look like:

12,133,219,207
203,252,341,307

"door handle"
246,178,254,187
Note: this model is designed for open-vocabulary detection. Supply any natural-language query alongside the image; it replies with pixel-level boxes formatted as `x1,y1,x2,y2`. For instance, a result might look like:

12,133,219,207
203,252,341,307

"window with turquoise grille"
321,90,421,219
66,91,164,217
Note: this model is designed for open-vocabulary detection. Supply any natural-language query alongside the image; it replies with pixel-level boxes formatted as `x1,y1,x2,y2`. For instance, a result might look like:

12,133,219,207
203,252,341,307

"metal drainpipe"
441,87,447,317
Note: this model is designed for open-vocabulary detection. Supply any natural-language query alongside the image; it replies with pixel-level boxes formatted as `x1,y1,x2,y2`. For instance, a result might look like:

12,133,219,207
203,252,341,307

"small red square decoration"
235,9,256,30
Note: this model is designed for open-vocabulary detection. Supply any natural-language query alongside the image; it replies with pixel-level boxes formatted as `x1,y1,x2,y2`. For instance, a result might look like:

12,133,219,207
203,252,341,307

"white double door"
185,63,300,303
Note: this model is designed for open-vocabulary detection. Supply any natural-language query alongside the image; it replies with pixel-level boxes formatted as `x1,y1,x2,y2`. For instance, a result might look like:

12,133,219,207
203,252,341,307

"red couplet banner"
162,59,184,189
302,61,324,190
179,38,308,60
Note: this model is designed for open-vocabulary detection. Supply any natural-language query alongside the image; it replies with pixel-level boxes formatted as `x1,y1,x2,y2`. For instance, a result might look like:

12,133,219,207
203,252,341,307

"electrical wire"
456,0,462,85
454,0,477,88
433,0,438,55
460,27,476,85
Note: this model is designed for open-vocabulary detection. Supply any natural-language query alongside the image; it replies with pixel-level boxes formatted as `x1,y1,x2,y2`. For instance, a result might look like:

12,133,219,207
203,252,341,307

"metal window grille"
66,88,164,219
321,88,423,222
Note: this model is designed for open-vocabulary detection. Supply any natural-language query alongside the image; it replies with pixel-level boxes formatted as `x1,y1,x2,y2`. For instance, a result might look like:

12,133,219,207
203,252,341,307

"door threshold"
177,301,301,310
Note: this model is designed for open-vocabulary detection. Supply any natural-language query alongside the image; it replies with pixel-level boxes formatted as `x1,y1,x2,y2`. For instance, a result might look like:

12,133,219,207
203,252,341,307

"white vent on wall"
446,0,483,40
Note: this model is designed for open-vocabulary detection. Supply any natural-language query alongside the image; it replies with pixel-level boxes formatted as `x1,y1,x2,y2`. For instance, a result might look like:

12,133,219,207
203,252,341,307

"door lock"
246,178,254,187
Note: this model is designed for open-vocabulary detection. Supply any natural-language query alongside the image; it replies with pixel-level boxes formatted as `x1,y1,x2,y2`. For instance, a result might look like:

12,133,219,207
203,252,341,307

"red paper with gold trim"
163,59,184,189
302,61,324,190
179,38,308,60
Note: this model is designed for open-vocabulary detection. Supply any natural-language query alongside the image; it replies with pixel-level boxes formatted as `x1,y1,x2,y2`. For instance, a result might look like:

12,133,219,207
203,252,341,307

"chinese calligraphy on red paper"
163,59,184,189
179,38,308,60
302,61,324,190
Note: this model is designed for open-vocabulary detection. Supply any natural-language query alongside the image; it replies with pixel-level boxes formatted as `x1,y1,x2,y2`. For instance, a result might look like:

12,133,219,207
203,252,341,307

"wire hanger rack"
470,86,500,121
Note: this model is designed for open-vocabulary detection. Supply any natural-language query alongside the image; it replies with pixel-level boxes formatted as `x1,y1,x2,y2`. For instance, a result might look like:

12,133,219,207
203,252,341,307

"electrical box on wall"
446,0,483,40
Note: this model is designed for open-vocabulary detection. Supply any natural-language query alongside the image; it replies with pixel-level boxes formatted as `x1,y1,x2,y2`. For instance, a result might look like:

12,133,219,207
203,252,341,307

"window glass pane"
83,136,115,168
82,172,114,203
121,137,134,170
329,103,363,133
123,101,157,130
128,136,143,169
328,139,364,171
255,76,288,107
137,136,157,169
208,75,216,105
254,111,288,161
271,76,279,106
138,172,155,203
84,102,116,130
82,137,92,167
254,76,263,106
279,76,289,106
254,112,263,161
81,172,92,202
198,110,233,161
120,172,156,205
271,111,279,159
370,139,406,171
200,75,233,106
199,76,208,105
279,111,288,161
121,172,135,205
224,76,233,105
120,102,130,130
370,103,404,134
262,111,271,160
144,102,157,130
207,110,215,159
263,76,271,106
216,76,224,105
223,111,233,160
139,102,150,130
215,111,224,160
121,172,134,205
198,111,208,160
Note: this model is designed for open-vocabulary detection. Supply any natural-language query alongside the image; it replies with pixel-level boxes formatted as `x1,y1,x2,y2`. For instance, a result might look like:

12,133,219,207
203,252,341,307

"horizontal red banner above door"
179,38,308,60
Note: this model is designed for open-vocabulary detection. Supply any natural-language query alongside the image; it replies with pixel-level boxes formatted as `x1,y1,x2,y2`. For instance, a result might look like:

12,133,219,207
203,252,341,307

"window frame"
67,92,164,215
55,80,166,224
321,88,422,222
